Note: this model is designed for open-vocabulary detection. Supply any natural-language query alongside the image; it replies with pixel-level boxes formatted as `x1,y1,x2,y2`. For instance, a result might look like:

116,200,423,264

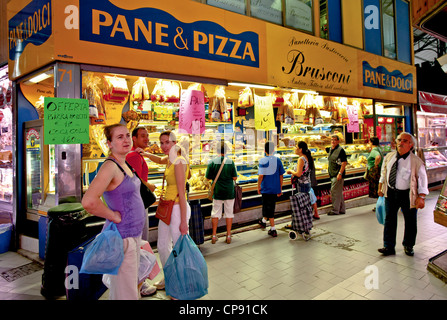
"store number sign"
44,97,90,145
178,90,205,134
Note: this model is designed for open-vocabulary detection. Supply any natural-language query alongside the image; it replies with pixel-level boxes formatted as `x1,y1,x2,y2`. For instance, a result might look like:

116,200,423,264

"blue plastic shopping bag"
80,222,124,275
164,234,208,300
376,196,386,225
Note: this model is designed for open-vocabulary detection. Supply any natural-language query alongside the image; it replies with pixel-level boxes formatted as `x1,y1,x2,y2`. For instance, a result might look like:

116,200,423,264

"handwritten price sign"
44,97,90,145
178,90,205,134
254,95,276,131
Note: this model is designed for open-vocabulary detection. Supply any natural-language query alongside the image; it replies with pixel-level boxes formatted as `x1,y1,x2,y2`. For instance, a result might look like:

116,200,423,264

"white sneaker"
140,281,157,296
302,232,311,241
154,279,165,290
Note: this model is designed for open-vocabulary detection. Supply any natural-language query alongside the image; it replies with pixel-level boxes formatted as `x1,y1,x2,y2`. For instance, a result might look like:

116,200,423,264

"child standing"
257,141,285,237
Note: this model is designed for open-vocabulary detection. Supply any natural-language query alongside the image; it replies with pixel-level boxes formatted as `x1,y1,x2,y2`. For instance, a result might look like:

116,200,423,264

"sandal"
211,235,218,244
226,235,231,244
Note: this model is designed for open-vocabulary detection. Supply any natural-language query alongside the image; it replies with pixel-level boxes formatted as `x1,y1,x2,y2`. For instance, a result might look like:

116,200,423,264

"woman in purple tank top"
82,124,145,300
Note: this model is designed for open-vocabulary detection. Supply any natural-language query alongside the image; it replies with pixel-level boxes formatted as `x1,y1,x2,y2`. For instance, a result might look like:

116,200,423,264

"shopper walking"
257,141,285,237
377,132,429,256
126,126,158,296
138,131,190,294
327,134,348,215
366,137,383,202
286,141,314,240
206,141,238,244
82,124,145,300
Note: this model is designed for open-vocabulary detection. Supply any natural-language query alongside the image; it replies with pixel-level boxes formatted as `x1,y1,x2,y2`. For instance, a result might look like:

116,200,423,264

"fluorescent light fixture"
26,71,53,84
228,82,276,90
291,89,318,95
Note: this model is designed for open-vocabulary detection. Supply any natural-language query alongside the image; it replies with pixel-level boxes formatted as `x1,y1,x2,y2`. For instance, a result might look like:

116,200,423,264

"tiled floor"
1,190,447,301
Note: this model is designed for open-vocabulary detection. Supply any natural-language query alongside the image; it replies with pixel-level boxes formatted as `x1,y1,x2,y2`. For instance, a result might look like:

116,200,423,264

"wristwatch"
338,172,342,176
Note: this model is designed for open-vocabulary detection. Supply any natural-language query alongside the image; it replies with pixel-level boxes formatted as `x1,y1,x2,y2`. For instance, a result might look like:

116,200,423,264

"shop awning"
419,91,447,113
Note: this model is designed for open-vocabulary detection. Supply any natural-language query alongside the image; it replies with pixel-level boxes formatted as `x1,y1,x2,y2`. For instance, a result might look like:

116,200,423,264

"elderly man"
378,132,429,256
327,134,348,215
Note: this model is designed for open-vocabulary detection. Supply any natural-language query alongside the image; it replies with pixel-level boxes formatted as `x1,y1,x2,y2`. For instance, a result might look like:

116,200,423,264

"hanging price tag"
254,95,276,131
178,90,205,134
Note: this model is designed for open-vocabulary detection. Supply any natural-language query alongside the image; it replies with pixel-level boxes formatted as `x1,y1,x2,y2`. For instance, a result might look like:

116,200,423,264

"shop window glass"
207,0,247,15
250,0,283,25
285,0,313,33
319,0,328,39
382,0,396,59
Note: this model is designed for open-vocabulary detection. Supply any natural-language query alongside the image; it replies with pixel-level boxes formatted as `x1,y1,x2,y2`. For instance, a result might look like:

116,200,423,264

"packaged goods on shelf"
83,73,106,119
103,75,129,102
238,87,253,107
209,86,228,121
131,77,150,103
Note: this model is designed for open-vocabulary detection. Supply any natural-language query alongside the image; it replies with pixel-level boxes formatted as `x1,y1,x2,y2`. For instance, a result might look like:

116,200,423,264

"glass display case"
434,179,447,227
0,65,13,208
417,112,447,185
80,71,374,215
24,120,56,217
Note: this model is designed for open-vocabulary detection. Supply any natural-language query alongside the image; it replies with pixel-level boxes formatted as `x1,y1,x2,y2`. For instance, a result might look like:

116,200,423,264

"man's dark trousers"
383,188,417,249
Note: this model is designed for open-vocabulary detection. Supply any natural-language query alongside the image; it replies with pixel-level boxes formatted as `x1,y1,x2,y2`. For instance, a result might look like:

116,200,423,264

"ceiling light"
291,89,318,95
228,82,276,90
25,71,53,84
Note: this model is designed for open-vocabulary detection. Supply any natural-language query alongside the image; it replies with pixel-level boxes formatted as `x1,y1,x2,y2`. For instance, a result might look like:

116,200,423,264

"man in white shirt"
377,132,429,256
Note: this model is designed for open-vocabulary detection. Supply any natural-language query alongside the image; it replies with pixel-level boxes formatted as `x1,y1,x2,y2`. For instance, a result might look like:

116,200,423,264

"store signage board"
7,0,54,80
78,0,259,68
254,95,276,131
43,97,90,145
8,0,416,103
178,90,206,135
266,23,416,104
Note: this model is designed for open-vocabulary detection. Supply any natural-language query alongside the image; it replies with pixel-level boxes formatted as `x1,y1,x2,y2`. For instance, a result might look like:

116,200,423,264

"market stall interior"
20,68,411,240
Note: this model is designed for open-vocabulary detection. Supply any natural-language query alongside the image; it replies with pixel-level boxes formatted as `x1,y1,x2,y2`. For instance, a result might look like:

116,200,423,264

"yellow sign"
254,95,276,131
8,0,416,104
266,24,416,104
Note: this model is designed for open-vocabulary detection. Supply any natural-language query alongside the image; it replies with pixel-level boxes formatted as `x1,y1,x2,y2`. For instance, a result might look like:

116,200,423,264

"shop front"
416,91,447,186
8,0,417,249
0,65,14,229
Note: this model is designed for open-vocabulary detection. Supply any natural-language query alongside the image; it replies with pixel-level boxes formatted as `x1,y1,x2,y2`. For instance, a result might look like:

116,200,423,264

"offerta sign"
44,97,89,144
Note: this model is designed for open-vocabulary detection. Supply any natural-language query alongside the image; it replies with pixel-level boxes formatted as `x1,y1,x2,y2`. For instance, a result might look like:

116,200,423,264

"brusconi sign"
279,37,353,94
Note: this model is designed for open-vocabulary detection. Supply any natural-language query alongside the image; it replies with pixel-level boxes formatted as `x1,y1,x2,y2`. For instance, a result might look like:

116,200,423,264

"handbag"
233,183,242,213
79,222,124,275
106,158,156,209
164,234,208,300
207,158,226,201
155,171,177,225
126,162,156,209
363,168,368,180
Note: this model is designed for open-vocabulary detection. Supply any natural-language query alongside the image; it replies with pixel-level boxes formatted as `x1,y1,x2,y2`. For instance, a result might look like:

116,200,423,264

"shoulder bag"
105,158,156,209
233,182,242,213
207,158,226,201
125,161,156,209
155,169,178,225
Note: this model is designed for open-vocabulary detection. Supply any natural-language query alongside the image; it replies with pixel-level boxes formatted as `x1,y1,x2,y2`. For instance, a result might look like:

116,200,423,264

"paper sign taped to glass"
178,89,206,134
254,95,276,131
